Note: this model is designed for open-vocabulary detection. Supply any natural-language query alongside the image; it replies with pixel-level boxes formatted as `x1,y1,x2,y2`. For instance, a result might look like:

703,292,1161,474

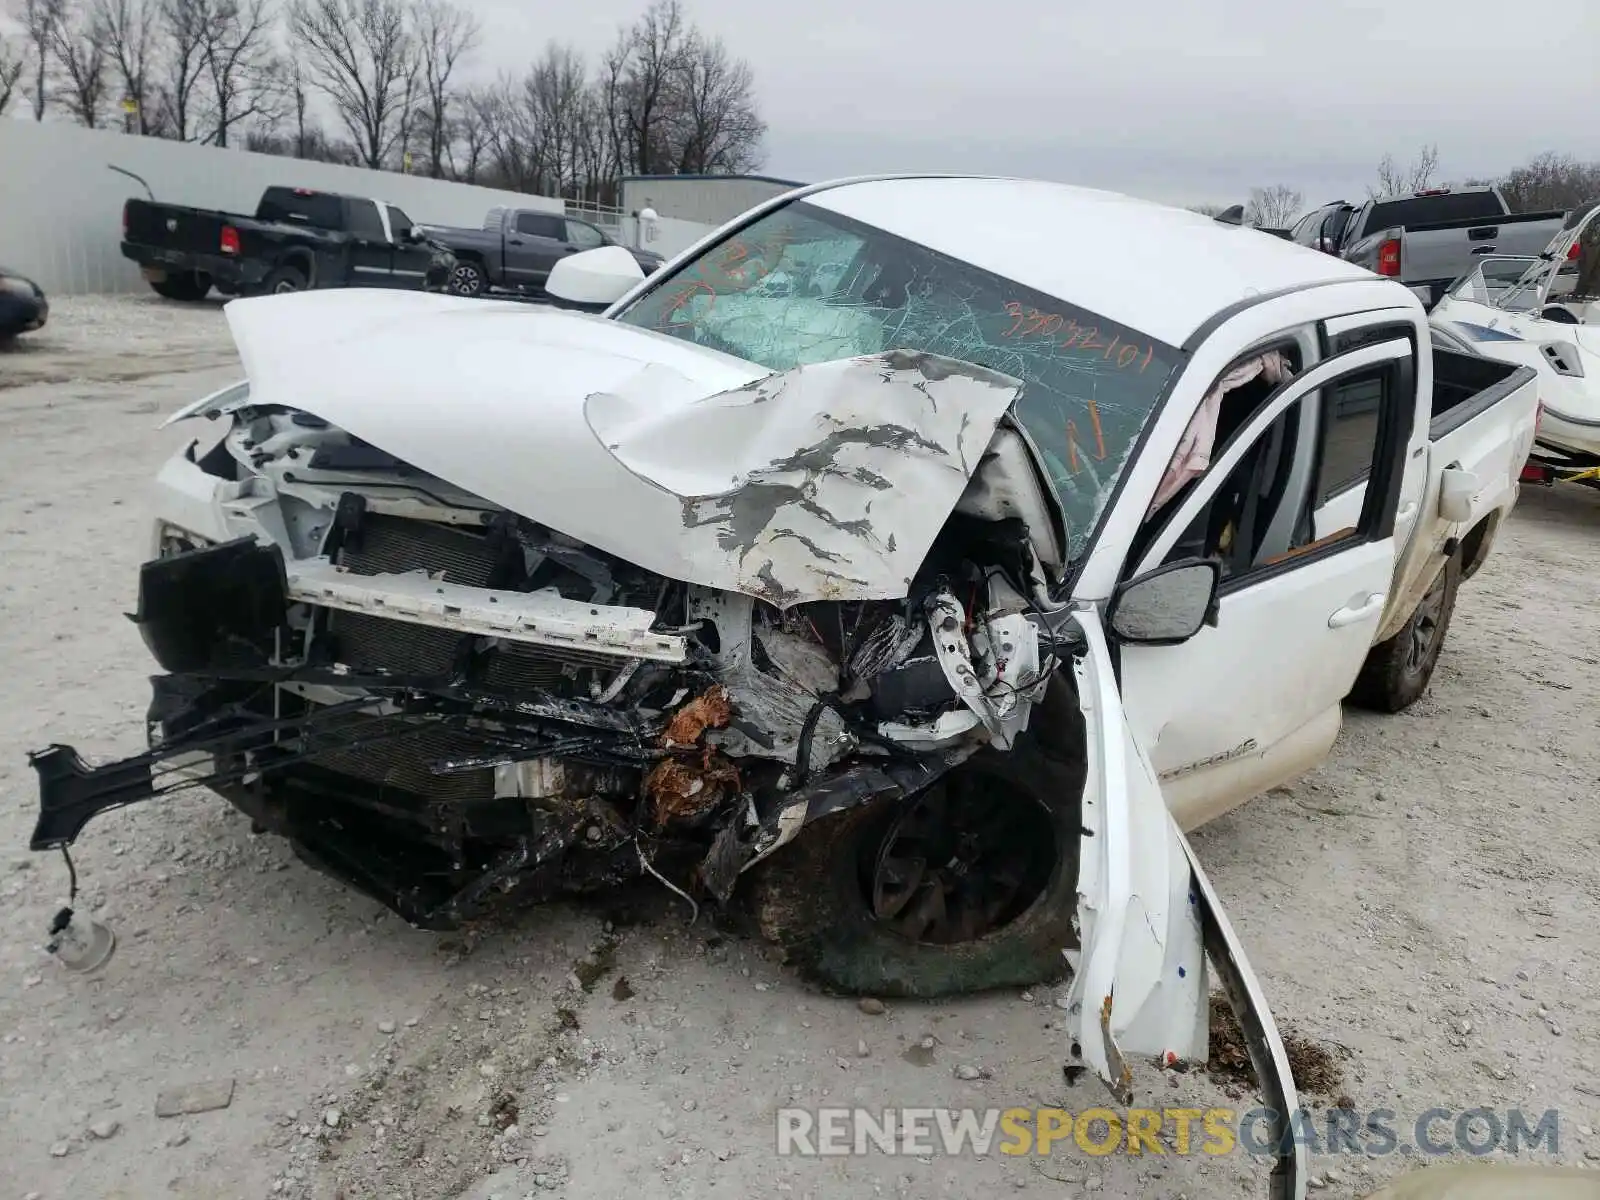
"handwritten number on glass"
1000,301,1155,372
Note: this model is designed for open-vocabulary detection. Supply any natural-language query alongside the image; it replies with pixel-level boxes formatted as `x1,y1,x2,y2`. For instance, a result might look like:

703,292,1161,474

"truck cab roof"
793,176,1379,347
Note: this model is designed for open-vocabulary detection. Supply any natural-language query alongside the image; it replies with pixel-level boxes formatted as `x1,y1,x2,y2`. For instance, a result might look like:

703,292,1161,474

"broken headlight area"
31,492,1075,936
155,521,216,560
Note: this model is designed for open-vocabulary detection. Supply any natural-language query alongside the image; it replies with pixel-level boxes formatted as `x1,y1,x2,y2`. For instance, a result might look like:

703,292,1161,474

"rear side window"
1366,192,1504,231
516,212,565,239
257,188,344,230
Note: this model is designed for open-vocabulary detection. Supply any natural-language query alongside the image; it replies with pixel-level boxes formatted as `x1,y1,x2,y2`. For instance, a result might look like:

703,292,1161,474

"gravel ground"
2,296,1598,1200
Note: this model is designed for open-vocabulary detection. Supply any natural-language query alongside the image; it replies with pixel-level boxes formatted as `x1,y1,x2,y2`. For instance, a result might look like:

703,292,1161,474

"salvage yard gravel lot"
2,295,1598,1199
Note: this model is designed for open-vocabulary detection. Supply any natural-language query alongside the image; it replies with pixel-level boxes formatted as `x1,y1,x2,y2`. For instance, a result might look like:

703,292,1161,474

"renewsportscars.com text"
775,1106,1561,1158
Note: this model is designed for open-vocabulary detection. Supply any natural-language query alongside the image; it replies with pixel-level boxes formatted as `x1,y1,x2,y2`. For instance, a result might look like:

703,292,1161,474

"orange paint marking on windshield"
1087,398,1106,460
999,300,1157,372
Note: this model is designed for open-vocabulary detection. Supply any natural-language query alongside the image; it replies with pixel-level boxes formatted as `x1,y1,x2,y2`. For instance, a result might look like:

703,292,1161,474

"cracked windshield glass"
616,200,1183,559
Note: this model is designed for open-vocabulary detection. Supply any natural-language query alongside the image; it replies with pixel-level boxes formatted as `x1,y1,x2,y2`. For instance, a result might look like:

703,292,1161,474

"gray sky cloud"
477,0,1600,206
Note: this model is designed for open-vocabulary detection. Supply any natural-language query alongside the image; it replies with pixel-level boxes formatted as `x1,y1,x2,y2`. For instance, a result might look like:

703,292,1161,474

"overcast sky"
480,0,1600,207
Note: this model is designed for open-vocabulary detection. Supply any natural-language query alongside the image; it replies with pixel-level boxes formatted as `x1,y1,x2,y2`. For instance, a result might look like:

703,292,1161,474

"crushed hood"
219,290,1025,607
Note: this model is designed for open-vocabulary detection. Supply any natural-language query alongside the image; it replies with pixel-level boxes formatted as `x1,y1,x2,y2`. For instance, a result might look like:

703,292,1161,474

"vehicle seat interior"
1145,347,1312,574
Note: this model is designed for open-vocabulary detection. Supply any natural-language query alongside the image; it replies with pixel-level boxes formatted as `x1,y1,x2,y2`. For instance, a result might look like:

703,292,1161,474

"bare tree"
442,81,488,181
92,0,159,131
287,0,418,168
274,53,314,155
524,43,588,196
154,0,211,138
198,0,276,146
412,0,475,177
0,29,25,113
12,0,62,119
48,0,108,126
609,0,690,176
471,73,540,191
1370,144,1440,199
669,28,762,174
1243,184,1303,229
1498,151,1600,213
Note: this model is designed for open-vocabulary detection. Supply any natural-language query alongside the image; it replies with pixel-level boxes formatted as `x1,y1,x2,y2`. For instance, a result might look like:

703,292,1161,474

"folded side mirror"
1108,558,1221,646
546,245,646,306
1437,466,1481,523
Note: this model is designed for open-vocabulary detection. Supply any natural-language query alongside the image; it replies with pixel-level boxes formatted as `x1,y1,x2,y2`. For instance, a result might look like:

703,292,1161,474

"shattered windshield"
614,201,1182,560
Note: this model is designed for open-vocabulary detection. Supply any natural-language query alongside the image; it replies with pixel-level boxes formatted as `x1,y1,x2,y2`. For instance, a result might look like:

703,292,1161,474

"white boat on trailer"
1430,199,1600,488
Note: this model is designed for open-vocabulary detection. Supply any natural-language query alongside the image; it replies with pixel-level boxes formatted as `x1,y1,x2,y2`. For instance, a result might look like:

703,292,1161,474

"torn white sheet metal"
586,350,1026,606
220,293,1022,607
683,588,855,770
1065,608,1207,1103
921,591,1047,751
284,556,687,663
877,707,982,751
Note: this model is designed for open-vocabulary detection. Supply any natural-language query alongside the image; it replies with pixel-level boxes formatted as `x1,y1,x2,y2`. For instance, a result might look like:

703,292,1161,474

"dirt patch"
1205,993,1349,1098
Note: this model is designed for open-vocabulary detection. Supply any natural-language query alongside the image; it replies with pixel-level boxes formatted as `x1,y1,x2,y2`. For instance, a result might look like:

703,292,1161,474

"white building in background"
619,175,807,231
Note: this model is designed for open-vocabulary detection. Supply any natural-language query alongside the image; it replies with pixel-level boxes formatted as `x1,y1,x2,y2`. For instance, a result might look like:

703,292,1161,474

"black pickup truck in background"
422,207,666,296
121,186,456,301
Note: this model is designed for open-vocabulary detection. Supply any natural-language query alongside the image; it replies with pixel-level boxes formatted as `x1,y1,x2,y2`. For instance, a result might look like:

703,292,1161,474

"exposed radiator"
321,513,625,693
304,711,498,808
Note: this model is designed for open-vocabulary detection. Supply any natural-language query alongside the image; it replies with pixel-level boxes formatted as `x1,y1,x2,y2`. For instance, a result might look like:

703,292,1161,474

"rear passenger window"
1314,369,1385,503
516,213,565,238
257,188,343,230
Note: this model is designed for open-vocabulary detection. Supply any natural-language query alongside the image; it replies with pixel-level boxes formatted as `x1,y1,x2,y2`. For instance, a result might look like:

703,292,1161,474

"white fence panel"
0,121,573,296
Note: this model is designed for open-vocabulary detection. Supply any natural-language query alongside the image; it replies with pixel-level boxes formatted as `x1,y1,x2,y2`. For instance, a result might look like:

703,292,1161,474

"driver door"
1068,596,1307,1193
384,204,436,290
344,199,396,288
1117,336,1416,829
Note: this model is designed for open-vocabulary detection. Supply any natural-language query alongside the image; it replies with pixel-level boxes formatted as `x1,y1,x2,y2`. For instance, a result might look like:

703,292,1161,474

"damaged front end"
32,347,1071,934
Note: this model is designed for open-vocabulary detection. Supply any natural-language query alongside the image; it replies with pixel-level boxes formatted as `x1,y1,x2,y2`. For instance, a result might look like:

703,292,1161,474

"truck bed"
124,198,238,262
1376,347,1539,645
1430,346,1540,438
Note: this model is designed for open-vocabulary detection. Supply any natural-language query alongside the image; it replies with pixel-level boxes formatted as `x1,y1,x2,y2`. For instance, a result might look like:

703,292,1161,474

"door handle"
1470,246,1496,255
1328,592,1386,628
509,238,524,245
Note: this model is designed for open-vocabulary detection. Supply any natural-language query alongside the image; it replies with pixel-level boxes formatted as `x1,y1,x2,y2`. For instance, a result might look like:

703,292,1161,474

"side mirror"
1107,558,1221,645
546,245,646,306
1437,466,1481,523
404,226,425,242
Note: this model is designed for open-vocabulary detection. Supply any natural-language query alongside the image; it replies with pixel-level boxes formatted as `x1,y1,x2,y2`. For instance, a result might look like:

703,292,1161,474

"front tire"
448,260,486,297
746,683,1086,998
1349,554,1460,713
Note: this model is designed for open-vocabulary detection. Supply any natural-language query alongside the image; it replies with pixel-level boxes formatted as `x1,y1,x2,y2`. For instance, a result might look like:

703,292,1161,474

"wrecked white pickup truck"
29,177,1539,1199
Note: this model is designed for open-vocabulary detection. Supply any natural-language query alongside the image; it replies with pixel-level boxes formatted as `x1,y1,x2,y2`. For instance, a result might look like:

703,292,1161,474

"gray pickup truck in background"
423,207,666,297
1289,187,1568,308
